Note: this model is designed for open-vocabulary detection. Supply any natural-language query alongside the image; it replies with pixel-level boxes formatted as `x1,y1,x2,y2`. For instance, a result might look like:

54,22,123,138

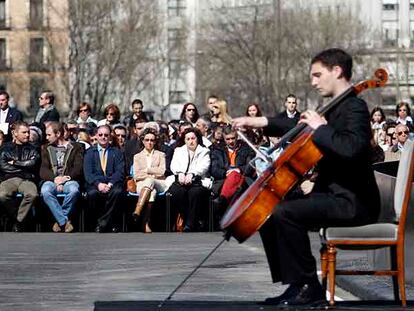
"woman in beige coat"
132,128,166,233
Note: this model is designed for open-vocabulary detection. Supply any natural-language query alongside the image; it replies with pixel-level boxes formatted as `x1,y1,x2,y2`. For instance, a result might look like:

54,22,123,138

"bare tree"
67,0,162,117
197,2,375,116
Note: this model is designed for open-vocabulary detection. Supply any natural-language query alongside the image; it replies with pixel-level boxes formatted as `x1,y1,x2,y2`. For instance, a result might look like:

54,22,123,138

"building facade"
0,0,69,117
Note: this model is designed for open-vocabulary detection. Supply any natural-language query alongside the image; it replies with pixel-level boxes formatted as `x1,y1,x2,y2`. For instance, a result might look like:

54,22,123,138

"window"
0,76,7,92
383,21,399,47
383,3,398,10
168,59,186,79
0,38,6,69
0,0,6,29
29,77,45,110
29,38,46,71
168,28,186,52
168,0,186,17
29,0,43,29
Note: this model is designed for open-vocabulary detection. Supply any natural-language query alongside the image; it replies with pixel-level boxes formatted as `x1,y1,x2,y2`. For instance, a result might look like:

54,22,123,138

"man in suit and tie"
83,125,125,232
275,94,300,133
0,91,23,140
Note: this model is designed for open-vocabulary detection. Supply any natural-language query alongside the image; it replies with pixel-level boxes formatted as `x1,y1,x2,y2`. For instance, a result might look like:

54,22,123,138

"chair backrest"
394,139,414,229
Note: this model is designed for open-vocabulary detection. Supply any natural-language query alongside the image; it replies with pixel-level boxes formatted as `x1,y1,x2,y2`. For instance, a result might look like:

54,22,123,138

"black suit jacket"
2,107,23,140
264,94,380,220
5,107,23,124
37,106,60,125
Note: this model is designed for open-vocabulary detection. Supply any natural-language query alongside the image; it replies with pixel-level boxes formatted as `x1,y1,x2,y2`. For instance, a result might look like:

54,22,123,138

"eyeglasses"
79,109,89,113
186,108,195,112
144,138,156,142
397,130,409,136
116,134,126,138
399,109,407,112
98,133,109,137
106,113,115,116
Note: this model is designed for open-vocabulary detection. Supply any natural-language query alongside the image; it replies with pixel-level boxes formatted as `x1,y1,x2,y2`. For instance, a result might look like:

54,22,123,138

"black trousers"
259,192,373,285
87,184,123,229
168,182,209,229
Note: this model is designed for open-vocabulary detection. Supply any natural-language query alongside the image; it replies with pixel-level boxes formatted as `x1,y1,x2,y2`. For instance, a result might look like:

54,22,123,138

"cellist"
232,48,380,306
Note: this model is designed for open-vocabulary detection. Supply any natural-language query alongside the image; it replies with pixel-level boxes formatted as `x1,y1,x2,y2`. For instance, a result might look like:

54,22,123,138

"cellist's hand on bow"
298,110,327,130
232,116,269,130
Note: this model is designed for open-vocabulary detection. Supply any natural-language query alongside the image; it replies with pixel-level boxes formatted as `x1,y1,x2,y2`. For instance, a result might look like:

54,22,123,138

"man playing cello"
232,48,380,306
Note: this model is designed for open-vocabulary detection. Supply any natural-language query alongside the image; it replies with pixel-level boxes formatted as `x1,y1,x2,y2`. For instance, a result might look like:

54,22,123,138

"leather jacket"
0,141,41,181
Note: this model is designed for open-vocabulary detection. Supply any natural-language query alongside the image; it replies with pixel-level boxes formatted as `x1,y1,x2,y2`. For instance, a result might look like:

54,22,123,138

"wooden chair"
320,139,414,306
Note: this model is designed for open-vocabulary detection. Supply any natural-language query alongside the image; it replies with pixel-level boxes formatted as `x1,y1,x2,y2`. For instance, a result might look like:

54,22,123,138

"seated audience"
132,128,167,233
210,126,255,208
0,121,40,232
395,101,414,132
166,128,211,232
97,103,121,128
180,103,200,126
76,102,98,126
385,123,410,162
195,117,212,148
210,99,232,125
123,99,148,129
83,125,125,232
40,122,83,233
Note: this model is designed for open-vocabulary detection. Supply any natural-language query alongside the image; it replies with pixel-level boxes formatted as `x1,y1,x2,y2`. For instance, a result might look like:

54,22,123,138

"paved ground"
0,231,390,311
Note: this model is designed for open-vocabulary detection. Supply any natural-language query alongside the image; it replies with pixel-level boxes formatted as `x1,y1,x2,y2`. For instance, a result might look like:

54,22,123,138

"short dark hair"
41,90,55,105
178,127,204,147
11,120,29,132
285,94,296,102
0,90,10,100
396,101,411,117
311,48,353,81
131,99,143,107
47,121,64,136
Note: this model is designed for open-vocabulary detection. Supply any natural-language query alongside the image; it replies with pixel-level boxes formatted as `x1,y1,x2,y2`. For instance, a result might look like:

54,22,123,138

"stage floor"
0,232,399,311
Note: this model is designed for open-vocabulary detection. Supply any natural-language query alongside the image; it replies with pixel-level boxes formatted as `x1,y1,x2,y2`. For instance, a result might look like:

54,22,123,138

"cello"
220,68,388,243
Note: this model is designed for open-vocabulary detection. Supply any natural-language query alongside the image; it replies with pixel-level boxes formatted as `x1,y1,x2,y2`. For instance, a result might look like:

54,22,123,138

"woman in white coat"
166,127,211,232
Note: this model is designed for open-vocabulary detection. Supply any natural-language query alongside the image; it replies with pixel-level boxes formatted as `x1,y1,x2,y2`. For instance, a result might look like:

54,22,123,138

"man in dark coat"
83,125,125,232
275,94,300,132
34,90,60,126
232,48,380,306
0,90,23,141
210,125,255,207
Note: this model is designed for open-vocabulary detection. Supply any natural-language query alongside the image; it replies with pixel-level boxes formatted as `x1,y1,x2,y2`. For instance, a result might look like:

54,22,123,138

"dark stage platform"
94,300,414,311
0,232,412,311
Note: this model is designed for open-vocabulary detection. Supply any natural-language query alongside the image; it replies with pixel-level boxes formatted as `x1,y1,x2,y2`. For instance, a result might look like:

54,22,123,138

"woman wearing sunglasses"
179,103,200,126
395,101,414,132
97,103,121,128
132,128,166,233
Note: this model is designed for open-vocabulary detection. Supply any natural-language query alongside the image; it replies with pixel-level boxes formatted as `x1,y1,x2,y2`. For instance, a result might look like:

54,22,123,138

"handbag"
126,177,137,193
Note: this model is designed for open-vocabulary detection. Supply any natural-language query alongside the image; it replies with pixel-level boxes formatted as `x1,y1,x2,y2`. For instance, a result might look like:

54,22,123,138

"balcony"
27,60,49,72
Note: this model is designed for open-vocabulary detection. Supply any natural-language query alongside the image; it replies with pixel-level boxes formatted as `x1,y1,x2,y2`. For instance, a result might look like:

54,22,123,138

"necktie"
100,149,107,175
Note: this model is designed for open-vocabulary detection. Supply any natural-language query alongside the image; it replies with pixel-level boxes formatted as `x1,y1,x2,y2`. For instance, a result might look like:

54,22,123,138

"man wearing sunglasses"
34,90,60,126
83,125,125,233
385,124,410,162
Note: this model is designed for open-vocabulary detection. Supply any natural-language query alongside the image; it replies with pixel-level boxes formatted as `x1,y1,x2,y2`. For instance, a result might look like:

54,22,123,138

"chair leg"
397,244,407,307
327,245,337,306
320,245,328,292
390,246,400,303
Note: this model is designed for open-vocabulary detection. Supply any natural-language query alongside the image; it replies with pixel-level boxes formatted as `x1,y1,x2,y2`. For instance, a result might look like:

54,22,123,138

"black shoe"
95,225,104,233
12,222,24,233
183,226,192,232
263,284,301,305
281,282,326,306
111,227,119,233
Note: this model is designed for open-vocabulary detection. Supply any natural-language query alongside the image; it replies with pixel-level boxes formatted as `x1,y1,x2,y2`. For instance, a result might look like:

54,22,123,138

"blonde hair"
212,99,232,124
